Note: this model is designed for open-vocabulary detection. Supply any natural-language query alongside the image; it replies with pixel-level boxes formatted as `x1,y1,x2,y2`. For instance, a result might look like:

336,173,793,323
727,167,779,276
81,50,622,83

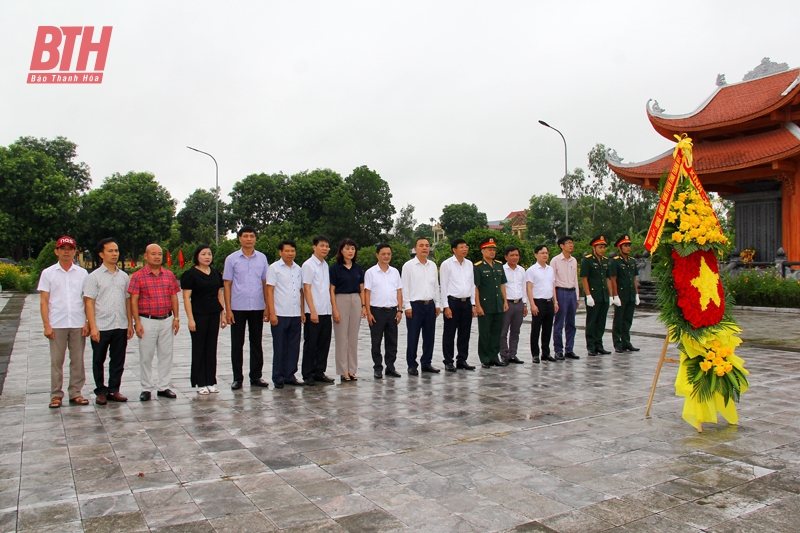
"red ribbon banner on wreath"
671,249,725,329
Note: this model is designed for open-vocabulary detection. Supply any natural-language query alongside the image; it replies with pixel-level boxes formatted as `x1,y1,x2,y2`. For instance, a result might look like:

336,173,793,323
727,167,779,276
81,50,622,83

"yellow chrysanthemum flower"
672,232,683,242
699,360,712,372
715,366,727,377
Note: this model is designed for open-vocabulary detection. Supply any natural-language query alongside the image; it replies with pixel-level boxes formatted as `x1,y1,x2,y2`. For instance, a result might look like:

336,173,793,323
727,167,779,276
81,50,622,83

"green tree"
229,172,290,232
345,165,395,244
78,171,175,261
392,204,416,247
285,169,345,237
439,203,487,238
358,240,411,272
526,194,566,243
0,144,80,260
176,188,234,244
13,136,91,192
321,184,357,245
413,223,433,240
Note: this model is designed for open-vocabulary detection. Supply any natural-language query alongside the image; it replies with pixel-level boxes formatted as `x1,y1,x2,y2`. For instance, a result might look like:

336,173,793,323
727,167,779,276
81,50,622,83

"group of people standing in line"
39,228,641,408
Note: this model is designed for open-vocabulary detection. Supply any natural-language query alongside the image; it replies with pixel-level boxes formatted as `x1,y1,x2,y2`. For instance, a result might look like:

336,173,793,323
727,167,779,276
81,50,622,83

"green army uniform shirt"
609,255,638,302
474,260,507,314
580,254,610,303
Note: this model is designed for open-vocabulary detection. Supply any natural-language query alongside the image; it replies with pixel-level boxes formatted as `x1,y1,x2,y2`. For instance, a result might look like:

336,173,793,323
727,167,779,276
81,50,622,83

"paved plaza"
0,292,799,533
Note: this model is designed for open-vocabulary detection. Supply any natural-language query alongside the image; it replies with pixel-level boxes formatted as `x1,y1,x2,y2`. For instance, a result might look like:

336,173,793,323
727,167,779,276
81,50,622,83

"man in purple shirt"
223,226,270,390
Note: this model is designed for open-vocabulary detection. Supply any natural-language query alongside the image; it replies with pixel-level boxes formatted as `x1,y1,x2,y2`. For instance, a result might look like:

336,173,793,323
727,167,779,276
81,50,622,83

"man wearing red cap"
474,236,509,368
38,236,90,408
609,235,640,353
580,235,612,356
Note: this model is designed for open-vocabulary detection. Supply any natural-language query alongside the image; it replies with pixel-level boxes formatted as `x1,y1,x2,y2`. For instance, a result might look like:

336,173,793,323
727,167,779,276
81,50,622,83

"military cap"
615,235,632,247
589,235,608,247
479,236,498,249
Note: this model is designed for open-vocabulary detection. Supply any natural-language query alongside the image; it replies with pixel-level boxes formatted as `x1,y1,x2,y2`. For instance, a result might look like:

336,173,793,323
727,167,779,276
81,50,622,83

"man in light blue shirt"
223,226,269,390
266,240,305,389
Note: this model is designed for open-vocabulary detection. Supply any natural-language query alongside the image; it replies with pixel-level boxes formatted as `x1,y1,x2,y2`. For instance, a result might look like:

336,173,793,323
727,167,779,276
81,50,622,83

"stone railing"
720,247,800,280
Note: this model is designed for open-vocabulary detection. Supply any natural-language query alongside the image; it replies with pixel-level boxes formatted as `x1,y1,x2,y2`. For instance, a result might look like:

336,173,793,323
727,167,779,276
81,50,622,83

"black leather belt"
140,312,172,320
508,299,522,304
556,287,576,291
372,306,399,311
448,296,470,302
412,300,432,305
534,298,553,303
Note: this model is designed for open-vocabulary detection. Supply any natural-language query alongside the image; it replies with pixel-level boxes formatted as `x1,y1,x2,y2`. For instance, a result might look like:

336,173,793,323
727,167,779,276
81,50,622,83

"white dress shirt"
439,255,475,307
82,264,130,330
503,263,528,304
400,256,441,310
37,262,89,328
267,260,303,317
364,264,402,308
302,255,332,315
526,263,556,299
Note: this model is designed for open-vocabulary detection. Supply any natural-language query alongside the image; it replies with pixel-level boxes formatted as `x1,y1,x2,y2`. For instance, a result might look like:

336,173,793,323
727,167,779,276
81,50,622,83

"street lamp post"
538,120,569,236
186,146,219,244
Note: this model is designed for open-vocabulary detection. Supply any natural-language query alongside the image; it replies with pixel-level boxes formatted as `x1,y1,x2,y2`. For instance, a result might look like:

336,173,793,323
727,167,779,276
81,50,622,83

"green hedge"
722,270,800,308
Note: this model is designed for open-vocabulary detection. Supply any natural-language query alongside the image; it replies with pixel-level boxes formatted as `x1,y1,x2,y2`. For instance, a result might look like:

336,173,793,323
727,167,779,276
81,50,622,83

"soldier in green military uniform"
580,235,612,356
474,237,509,368
609,235,641,353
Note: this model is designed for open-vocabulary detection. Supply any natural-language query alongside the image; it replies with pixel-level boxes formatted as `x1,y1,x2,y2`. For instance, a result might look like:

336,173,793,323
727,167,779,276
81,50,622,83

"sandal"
208,385,219,393
68,396,89,405
49,397,62,408
340,375,351,382
197,387,209,395
349,374,358,381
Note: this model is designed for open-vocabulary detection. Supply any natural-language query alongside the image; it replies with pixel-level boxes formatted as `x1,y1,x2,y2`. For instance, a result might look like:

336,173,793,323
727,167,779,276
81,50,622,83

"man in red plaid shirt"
128,244,181,401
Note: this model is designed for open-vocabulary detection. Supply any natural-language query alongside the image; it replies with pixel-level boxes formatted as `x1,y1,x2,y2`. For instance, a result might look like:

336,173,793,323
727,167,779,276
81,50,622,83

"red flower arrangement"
671,249,725,329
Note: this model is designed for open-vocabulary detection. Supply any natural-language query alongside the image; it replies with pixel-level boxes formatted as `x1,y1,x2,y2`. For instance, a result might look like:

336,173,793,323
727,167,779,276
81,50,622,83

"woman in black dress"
181,245,226,394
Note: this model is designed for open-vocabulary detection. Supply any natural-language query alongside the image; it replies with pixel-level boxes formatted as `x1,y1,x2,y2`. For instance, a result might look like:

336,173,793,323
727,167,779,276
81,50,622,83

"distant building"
487,210,528,239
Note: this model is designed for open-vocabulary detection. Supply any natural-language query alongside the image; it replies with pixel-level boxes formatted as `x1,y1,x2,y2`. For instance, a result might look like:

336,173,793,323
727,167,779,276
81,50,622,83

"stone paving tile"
1,295,800,531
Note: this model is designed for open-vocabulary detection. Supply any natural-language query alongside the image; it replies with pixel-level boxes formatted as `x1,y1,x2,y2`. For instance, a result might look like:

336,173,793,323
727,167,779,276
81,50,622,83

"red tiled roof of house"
504,210,527,220
647,69,800,137
609,123,800,179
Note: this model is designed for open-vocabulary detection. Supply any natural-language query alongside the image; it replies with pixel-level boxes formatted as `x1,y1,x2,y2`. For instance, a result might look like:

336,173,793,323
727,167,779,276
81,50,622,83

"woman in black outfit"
181,245,226,394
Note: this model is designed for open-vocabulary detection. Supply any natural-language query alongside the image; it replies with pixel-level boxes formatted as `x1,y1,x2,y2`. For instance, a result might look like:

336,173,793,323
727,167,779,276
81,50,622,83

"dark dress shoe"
374,370,383,379
139,391,151,401
532,355,540,363
491,360,509,367
627,346,641,352
304,379,316,386
421,366,440,373
385,369,401,377
107,392,127,402
251,379,270,387
615,347,625,353
565,352,580,360
555,354,565,361
408,368,419,376
315,374,336,383
597,348,611,355
274,381,284,389
157,389,177,399
231,380,243,390
456,363,476,370
481,363,491,369
95,393,107,405
542,355,557,362
444,364,457,372
588,351,598,357
285,380,304,386
508,357,525,364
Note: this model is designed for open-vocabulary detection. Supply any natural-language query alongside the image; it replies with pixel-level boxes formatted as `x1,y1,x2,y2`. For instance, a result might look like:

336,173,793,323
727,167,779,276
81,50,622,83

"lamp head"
538,120,550,127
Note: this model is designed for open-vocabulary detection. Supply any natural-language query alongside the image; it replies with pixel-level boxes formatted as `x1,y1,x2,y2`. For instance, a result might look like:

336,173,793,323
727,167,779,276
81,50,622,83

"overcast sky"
2,1,798,226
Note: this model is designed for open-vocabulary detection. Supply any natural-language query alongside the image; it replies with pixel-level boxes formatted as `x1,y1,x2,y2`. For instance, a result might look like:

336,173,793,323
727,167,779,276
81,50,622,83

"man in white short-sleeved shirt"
364,243,403,378
266,240,305,388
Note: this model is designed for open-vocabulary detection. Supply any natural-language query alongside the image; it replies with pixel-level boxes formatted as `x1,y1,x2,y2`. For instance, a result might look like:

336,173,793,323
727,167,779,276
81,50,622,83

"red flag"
166,250,172,267
178,249,185,268
130,257,135,268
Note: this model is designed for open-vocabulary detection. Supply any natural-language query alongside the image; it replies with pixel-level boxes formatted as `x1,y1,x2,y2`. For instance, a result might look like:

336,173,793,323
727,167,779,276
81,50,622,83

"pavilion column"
782,170,800,262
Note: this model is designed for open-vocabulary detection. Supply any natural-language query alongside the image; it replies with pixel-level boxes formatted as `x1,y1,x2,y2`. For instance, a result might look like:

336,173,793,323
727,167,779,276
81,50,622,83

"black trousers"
190,312,219,387
442,297,473,365
271,316,301,383
92,328,127,395
530,299,555,357
230,310,264,383
302,314,332,380
369,307,398,371
406,301,436,369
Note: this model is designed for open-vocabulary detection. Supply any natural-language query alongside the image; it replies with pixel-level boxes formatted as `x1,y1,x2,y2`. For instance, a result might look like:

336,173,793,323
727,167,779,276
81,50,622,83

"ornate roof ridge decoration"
742,57,789,81
787,121,800,142
605,147,672,168
646,64,798,121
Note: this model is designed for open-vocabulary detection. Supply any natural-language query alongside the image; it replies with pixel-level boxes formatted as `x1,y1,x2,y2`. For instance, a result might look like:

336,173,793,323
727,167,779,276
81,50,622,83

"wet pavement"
0,294,798,532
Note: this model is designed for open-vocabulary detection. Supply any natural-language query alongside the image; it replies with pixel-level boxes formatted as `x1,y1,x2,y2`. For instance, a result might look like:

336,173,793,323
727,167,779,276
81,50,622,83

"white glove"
586,295,595,307
611,296,621,307
635,294,640,305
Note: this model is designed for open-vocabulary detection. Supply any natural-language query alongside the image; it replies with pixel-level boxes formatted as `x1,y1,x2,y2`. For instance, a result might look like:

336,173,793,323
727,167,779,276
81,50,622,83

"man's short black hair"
96,237,118,256
313,235,330,246
534,245,549,254
556,235,573,246
450,238,467,250
238,225,257,237
278,239,296,251
414,237,430,247
376,243,392,254
504,245,519,257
